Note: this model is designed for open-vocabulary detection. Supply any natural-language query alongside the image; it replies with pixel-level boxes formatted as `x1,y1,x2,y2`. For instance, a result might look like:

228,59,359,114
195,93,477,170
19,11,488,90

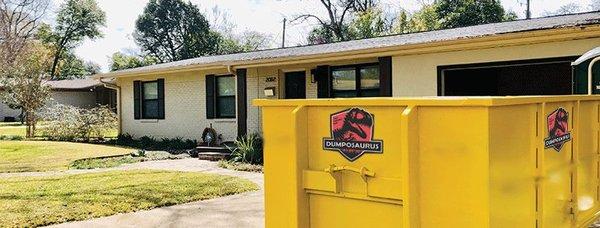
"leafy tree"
394,0,515,34
393,4,441,34
348,8,389,40
134,0,221,63
56,52,100,79
216,31,273,54
109,52,157,71
307,25,337,44
435,0,515,30
0,41,52,137
45,0,105,79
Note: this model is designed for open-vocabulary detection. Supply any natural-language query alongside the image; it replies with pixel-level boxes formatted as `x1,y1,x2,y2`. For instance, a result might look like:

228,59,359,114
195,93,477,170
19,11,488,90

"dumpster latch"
325,164,375,182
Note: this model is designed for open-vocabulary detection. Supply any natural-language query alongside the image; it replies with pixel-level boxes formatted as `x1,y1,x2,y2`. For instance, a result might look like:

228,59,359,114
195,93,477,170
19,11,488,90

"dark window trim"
215,75,236,119
141,80,160,119
436,56,578,96
331,62,379,98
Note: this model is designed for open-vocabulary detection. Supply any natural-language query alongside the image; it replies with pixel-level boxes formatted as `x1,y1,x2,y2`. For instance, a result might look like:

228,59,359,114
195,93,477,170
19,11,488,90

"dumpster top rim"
253,95,600,107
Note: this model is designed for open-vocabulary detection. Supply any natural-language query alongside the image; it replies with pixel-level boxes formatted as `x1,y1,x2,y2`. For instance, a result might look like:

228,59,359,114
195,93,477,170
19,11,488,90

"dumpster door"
302,106,404,228
540,103,575,228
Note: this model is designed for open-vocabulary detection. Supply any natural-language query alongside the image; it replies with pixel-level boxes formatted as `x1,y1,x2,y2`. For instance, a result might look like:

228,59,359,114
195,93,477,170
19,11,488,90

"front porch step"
197,146,231,161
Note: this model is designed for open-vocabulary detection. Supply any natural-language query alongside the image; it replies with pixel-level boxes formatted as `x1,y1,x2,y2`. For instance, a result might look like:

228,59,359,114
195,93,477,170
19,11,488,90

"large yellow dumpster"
254,96,600,228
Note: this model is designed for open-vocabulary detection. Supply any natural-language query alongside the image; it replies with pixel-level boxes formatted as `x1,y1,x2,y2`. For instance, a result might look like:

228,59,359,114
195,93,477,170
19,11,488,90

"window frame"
331,63,380,98
215,75,236,119
141,80,160,119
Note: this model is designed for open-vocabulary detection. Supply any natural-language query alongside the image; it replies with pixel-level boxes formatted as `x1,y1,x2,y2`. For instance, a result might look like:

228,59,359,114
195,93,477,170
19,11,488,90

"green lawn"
70,151,189,169
0,125,28,136
0,141,133,172
0,123,118,138
0,170,258,227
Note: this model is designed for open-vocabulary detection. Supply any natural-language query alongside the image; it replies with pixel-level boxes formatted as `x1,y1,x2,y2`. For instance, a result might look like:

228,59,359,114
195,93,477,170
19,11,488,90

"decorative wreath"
201,126,218,146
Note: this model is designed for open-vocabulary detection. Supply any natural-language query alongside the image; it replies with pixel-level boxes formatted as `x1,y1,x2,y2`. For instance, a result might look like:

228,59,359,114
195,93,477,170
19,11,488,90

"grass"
0,122,118,138
0,141,133,173
217,160,263,173
0,170,258,227
70,151,189,169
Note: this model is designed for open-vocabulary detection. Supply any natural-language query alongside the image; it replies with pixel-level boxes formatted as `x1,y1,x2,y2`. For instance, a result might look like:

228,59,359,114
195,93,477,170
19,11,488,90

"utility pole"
526,0,531,19
282,18,286,48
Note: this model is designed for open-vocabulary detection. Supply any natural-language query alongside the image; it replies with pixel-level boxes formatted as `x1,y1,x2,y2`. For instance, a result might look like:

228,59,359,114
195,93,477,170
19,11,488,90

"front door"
285,71,306,99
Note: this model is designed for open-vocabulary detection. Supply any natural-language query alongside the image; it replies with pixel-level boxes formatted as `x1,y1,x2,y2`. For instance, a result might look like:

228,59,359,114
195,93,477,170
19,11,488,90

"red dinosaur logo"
544,107,572,152
323,108,383,161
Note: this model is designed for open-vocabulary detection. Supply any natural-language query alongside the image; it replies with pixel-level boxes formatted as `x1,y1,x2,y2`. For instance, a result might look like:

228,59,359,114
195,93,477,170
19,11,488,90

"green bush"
42,104,118,141
115,133,135,146
0,135,24,141
217,160,263,173
110,134,197,151
228,134,263,165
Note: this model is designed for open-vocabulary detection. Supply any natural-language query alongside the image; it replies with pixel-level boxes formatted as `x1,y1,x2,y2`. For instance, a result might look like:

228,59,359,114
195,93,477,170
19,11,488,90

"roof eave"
95,24,600,79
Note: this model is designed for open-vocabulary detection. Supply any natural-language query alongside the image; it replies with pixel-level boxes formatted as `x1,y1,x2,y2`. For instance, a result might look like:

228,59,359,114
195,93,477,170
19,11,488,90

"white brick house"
95,12,600,142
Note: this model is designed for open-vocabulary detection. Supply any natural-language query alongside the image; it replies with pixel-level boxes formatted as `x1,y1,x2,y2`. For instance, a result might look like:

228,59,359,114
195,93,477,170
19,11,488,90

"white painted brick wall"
119,70,239,142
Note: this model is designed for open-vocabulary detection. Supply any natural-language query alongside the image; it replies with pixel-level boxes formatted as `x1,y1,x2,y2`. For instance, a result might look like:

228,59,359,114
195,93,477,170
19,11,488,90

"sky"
48,0,596,72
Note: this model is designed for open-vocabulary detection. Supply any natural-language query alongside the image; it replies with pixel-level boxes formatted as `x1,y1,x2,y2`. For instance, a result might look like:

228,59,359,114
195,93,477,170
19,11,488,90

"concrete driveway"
44,159,264,228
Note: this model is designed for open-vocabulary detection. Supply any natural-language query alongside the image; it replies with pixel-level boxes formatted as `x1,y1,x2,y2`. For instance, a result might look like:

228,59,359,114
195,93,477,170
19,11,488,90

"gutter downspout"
588,57,600,95
226,65,237,76
99,77,122,135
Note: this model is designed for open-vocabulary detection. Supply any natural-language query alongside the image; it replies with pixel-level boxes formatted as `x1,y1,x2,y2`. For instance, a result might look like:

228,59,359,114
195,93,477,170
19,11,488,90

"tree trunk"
50,52,61,79
24,110,36,138
25,113,31,138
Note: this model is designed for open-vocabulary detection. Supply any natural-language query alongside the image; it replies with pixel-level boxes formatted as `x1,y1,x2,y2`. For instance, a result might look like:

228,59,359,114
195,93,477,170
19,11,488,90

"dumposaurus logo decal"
323,108,383,161
544,107,572,152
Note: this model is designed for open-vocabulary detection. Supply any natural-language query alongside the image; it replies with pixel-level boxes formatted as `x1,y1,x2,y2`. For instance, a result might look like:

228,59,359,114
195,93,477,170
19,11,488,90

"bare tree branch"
290,0,376,43
0,0,50,65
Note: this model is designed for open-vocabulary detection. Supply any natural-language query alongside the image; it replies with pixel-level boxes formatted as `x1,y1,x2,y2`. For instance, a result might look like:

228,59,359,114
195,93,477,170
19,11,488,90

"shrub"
42,104,118,141
228,134,263,165
217,160,263,173
131,149,146,157
111,134,198,151
0,135,24,141
115,133,135,146
138,136,157,149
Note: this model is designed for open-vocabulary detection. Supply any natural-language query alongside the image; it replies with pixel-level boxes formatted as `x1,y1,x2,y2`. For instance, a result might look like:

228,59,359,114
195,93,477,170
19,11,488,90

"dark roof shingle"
100,11,600,77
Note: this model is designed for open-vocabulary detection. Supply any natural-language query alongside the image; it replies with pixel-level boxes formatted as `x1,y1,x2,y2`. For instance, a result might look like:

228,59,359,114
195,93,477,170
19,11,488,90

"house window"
216,76,236,118
332,64,380,97
142,81,159,119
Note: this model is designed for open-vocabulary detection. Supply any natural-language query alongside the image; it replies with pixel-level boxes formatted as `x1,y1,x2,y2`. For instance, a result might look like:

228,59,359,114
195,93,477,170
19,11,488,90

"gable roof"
97,11,600,78
45,78,102,90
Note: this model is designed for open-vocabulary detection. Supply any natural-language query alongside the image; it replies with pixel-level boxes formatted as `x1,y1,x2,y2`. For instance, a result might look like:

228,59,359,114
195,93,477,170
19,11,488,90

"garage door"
439,57,575,96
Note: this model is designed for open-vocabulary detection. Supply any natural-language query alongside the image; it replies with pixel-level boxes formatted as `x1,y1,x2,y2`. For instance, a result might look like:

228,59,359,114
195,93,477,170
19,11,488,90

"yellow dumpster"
254,96,600,228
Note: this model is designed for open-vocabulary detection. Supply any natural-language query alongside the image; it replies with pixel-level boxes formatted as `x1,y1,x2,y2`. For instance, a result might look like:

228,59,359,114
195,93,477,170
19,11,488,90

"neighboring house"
0,78,117,121
95,12,600,142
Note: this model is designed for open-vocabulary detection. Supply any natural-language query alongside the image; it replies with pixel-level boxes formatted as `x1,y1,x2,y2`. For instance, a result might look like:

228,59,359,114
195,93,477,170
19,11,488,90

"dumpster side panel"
304,106,405,228
417,107,491,227
575,101,600,226
540,102,575,228
262,106,310,228
489,105,537,228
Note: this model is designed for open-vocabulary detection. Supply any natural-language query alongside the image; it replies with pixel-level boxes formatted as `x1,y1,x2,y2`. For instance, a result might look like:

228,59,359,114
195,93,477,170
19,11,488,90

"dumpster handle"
325,164,375,179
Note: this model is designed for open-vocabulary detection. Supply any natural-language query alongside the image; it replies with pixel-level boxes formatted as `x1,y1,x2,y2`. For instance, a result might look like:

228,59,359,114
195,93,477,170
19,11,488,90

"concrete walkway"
10,159,266,228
